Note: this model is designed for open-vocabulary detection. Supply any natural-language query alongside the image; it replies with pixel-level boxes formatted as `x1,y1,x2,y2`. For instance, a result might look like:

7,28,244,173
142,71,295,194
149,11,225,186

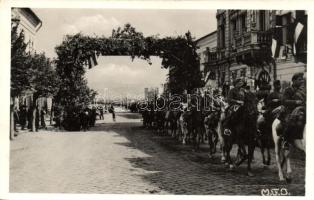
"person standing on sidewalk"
41,108,47,130
13,106,19,133
27,106,33,130
99,106,104,120
19,105,27,130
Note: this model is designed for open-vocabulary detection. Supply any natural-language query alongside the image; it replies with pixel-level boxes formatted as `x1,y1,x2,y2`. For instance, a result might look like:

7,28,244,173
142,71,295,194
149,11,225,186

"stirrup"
224,129,232,136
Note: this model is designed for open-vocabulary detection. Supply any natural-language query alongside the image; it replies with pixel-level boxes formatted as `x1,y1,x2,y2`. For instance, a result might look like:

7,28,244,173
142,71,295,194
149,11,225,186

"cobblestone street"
10,113,305,195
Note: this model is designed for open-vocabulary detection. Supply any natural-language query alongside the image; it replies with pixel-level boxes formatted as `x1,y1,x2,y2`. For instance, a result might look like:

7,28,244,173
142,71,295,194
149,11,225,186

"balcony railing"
233,31,272,51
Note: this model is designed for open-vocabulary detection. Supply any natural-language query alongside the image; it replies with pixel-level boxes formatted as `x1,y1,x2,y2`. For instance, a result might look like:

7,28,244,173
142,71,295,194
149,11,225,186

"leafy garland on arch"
54,23,203,115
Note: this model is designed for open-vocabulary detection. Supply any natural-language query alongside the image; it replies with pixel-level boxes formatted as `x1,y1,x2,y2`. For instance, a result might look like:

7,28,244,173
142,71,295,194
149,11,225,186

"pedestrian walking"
109,104,115,122
99,106,104,120
19,105,27,130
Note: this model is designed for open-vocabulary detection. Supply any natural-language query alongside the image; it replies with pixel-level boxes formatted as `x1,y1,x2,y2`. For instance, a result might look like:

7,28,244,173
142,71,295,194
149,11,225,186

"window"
259,10,266,31
232,20,237,34
241,14,246,33
219,71,226,85
219,18,226,49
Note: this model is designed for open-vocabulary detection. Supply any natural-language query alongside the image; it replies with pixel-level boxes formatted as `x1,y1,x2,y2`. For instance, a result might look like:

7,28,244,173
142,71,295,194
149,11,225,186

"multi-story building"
204,10,307,95
144,87,159,102
196,31,217,89
11,8,42,53
11,8,44,110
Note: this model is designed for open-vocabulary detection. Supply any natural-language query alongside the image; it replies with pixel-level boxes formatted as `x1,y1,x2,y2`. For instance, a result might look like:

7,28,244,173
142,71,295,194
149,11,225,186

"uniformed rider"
223,78,245,135
281,72,306,149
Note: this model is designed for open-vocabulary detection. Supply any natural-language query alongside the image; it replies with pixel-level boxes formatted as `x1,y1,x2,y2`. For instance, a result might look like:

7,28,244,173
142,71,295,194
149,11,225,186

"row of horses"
140,95,306,182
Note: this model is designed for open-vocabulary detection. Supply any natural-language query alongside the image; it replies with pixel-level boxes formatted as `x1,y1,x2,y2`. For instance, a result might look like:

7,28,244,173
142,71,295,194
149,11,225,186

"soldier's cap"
292,72,304,81
273,80,281,86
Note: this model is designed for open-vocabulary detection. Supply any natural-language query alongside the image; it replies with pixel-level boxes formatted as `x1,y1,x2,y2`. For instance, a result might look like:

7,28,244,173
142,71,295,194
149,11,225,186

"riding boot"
281,125,291,150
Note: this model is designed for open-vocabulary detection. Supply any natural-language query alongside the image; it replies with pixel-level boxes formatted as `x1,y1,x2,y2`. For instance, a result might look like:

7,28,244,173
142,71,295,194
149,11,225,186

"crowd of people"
53,104,116,131
12,105,47,136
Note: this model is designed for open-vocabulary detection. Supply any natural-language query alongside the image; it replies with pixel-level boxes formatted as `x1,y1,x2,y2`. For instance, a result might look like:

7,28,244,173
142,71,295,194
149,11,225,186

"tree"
11,22,33,139
11,23,33,98
28,53,60,131
11,21,60,134
54,23,202,130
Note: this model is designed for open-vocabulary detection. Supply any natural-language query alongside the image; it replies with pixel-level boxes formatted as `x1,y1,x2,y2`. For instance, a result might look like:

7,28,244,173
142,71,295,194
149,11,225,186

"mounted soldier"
257,80,282,166
223,78,245,135
280,72,306,149
272,73,306,182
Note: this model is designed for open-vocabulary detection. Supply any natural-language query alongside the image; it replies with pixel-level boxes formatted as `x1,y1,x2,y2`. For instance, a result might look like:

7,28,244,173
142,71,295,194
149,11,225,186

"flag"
293,22,304,54
87,52,98,69
294,22,304,43
91,52,98,66
271,38,280,58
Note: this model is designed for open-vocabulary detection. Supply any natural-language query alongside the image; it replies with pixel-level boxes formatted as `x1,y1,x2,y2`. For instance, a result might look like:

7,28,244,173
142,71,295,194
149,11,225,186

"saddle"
276,106,306,140
225,104,241,120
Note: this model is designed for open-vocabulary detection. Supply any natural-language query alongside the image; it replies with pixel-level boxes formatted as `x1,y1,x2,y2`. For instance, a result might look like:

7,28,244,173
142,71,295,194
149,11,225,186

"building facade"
11,8,42,53
11,8,44,110
196,31,217,89
202,10,307,96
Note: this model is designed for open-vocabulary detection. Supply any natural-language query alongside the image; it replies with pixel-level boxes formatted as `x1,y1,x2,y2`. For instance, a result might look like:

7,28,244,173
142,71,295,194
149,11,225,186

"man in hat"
222,78,246,134
228,79,245,105
282,73,305,112
19,105,27,130
281,72,306,149
266,80,282,111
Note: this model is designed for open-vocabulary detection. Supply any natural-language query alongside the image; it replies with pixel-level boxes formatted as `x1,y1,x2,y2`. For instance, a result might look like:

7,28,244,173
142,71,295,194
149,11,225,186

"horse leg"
182,123,186,143
213,129,218,154
198,127,203,151
181,123,185,144
218,122,226,162
285,145,292,183
273,119,285,181
247,141,255,177
235,144,247,167
225,142,234,169
266,146,271,166
260,143,266,165
206,128,213,156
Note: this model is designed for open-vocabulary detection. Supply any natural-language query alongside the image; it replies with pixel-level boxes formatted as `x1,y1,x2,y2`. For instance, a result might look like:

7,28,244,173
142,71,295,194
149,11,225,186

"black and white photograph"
0,1,310,198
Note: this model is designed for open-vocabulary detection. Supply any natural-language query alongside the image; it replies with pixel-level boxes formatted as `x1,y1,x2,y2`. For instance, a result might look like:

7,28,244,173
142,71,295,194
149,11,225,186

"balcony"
233,31,271,54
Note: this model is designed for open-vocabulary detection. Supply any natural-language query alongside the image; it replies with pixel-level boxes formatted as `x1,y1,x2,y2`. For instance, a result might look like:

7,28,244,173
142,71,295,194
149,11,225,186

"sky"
33,9,217,98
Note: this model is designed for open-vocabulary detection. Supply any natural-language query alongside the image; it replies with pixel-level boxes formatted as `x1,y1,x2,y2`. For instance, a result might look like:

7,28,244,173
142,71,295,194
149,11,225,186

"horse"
272,106,306,182
209,95,228,162
220,94,258,176
169,110,181,138
179,108,189,144
204,108,220,158
189,106,205,151
155,110,165,134
141,109,150,128
256,99,274,166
